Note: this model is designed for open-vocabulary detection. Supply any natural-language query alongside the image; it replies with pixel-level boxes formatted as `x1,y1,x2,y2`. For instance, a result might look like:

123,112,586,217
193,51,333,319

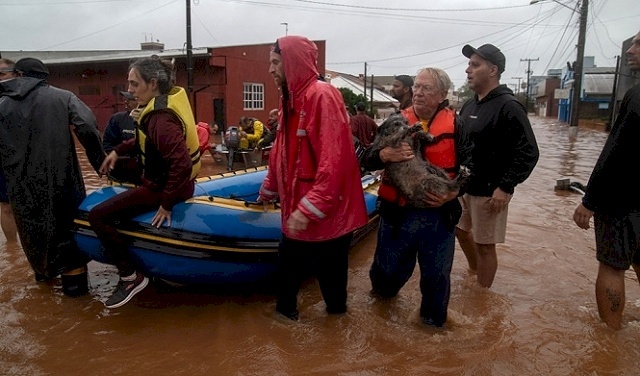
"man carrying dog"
361,67,473,327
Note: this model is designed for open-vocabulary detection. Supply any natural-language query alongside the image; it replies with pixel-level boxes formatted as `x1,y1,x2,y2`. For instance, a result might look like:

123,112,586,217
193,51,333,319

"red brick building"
2,40,326,133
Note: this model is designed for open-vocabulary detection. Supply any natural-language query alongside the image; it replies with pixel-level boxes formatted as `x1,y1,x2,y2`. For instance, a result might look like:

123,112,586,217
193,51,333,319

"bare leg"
476,243,497,288
595,262,626,330
455,228,478,273
0,202,17,243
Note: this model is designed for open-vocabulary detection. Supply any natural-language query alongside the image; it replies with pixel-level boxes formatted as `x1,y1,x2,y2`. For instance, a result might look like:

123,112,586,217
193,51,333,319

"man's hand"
151,206,172,228
422,189,459,207
286,209,310,236
573,203,593,230
489,188,511,213
129,107,143,122
256,195,270,212
379,142,415,163
99,151,118,176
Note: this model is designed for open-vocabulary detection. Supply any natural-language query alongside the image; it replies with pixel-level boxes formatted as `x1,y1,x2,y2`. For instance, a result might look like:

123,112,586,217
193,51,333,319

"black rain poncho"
0,77,104,278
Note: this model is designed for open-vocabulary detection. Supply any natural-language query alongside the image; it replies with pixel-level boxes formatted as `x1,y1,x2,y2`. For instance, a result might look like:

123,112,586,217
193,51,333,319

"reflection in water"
1,117,639,375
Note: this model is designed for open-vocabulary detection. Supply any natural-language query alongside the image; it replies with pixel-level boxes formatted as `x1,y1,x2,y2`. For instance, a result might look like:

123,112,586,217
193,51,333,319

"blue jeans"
370,207,455,326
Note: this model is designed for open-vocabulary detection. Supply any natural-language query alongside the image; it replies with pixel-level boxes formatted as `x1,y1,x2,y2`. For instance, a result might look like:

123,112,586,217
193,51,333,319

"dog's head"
372,114,411,148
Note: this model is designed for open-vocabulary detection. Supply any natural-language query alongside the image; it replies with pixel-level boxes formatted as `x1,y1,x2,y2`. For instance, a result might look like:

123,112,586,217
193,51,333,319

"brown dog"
372,114,470,208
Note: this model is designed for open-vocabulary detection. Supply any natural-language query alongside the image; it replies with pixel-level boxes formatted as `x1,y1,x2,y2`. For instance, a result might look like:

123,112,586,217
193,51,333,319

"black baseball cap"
462,44,506,73
14,57,50,78
119,91,136,100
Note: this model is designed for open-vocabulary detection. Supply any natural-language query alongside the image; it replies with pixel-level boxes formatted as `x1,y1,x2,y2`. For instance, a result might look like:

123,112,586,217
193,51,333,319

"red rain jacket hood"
259,36,368,241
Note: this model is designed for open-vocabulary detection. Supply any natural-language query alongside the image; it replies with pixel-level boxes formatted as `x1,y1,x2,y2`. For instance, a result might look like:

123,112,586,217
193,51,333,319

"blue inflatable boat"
73,166,380,285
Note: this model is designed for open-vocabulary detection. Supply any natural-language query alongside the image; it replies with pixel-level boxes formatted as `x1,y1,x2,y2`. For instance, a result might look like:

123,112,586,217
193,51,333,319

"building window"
243,83,264,110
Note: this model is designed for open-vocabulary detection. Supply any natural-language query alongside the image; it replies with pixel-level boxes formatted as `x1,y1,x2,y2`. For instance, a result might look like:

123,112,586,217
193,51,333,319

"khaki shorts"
456,194,508,244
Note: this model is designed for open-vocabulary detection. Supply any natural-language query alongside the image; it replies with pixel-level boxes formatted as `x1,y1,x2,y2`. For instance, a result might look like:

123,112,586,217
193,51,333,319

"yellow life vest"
136,86,201,180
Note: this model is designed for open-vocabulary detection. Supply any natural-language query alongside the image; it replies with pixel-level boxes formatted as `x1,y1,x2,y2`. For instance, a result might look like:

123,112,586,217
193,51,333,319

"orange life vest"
377,106,457,206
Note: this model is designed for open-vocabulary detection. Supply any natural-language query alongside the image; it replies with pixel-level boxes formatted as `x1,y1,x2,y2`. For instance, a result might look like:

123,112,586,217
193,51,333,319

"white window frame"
243,82,264,110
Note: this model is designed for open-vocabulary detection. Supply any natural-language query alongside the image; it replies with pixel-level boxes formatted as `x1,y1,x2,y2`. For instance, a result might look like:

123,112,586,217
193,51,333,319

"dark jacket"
361,101,473,230
103,111,136,154
0,77,104,277
350,113,378,148
582,84,640,215
459,85,539,196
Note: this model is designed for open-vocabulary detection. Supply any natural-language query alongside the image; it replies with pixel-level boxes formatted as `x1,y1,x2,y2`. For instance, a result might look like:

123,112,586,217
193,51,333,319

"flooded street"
1,116,638,375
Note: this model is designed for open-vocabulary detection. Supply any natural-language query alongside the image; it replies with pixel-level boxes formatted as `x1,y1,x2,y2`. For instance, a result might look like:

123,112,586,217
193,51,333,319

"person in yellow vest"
238,116,265,149
361,67,473,328
88,55,201,309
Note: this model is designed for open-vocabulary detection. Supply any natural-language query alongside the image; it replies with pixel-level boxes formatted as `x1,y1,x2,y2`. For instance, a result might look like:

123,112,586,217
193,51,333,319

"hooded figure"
259,36,368,320
0,59,104,295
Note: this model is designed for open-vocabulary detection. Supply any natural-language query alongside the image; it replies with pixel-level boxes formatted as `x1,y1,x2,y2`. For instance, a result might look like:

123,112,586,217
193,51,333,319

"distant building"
558,56,616,122
533,77,561,117
1,40,327,133
327,71,398,119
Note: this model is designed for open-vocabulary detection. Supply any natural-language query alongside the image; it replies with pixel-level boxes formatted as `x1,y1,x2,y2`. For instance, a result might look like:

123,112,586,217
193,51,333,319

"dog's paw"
409,123,423,134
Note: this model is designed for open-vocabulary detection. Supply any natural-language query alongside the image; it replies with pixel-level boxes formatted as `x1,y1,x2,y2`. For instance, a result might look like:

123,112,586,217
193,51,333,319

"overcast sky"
1,0,637,90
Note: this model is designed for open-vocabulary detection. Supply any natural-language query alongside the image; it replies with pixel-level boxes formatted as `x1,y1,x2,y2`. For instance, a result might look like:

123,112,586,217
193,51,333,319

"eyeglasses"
412,83,439,94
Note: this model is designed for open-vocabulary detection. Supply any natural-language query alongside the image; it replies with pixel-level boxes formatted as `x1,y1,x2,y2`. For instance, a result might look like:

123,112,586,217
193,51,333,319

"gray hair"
0,58,15,67
129,55,175,94
415,67,452,94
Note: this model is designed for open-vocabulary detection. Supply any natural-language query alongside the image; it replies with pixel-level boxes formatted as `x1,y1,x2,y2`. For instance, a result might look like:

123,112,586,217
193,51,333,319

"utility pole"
569,0,588,128
186,0,193,93
370,74,374,115
363,62,368,105
607,55,620,132
511,77,523,95
520,58,539,113
530,0,588,127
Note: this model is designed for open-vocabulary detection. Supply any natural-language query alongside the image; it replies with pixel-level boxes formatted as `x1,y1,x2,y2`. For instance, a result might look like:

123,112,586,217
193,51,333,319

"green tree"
338,87,367,115
456,83,474,103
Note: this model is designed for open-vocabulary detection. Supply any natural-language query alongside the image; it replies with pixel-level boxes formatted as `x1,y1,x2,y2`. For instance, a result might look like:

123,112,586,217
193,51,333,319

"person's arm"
113,138,136,156
245,120,264,146
68,94,105,173
148,112,193,211
360,145,385,171
360,143,414,171
498,101,539,194
257,128,276,149
293,89,350,222
582,87,639,212
455,115,474,196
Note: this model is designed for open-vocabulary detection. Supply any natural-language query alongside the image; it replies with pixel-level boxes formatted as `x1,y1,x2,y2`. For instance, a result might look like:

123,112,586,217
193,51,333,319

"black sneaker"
104,273,149,309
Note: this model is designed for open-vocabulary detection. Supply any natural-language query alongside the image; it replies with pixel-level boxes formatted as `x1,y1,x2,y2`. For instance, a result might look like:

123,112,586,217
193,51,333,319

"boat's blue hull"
73,167,380,285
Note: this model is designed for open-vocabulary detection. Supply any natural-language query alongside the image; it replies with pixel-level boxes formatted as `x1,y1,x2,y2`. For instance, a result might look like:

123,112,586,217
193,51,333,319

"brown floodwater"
1,116,638,375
